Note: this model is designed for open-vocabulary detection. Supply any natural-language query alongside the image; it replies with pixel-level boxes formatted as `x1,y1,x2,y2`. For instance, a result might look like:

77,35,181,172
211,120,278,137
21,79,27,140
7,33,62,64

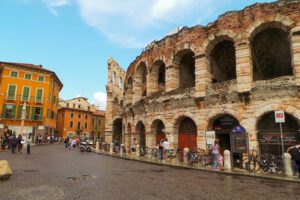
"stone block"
0,160,13,180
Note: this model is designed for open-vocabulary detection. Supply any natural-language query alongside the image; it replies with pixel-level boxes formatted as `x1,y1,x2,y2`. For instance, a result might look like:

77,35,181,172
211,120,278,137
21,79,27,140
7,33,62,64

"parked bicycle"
197,149,212,166
166,148,182,163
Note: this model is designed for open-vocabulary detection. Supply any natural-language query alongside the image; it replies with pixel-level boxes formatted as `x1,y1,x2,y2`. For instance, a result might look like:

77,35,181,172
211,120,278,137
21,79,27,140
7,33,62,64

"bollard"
283,153,293,177
96,141,100,152
136,144,140,157
183,148,189,164
120,144,125,156
224,150,232,170
110,143,114,154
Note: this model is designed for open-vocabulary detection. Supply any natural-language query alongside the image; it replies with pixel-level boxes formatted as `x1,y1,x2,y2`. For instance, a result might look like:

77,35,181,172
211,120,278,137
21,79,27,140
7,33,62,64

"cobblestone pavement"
0,144,299,200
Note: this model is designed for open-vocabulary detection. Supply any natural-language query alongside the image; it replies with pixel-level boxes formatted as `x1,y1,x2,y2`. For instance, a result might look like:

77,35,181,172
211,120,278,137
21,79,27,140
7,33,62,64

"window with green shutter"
10,71,18,78
3,104,16,119
7,85,16,100
32,107,43,121
36,89,43,103
25,74,32,80
22,87,30,102
38,76,45,82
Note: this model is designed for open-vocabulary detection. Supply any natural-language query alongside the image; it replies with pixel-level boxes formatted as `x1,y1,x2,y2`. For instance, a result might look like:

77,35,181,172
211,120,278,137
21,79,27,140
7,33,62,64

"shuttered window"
36,89,43,103
32,107,43,121
25,74,32,80
22,87,30,102
7,85,16,100
2,104,16,119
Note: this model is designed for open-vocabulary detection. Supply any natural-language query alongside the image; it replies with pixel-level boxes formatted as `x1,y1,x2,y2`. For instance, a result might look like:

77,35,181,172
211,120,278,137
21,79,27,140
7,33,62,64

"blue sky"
0,0,274,110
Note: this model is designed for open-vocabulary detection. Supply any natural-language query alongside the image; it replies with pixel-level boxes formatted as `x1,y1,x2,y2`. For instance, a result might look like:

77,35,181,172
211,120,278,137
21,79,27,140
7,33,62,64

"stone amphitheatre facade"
105,0,300,157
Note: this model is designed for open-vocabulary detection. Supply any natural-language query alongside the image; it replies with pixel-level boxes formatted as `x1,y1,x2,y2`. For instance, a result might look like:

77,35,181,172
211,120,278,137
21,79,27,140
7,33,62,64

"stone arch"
127,76,133,90
151,119,166,145
173,48,195,89
134,62,148,101
205,109,242,130
249,21,293,80
149,60,166,94
135,121,146,150
112,118,122,145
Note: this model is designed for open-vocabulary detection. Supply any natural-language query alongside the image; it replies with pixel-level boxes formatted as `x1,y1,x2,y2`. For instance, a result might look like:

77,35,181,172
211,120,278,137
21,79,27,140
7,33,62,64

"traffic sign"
275,111,285,123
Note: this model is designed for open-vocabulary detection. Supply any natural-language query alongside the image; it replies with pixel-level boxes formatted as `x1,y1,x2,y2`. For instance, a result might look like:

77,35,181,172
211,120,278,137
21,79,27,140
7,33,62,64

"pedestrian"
287,145,299,176
159,138,164,160
163,138,170,161
76,137,80,147
68,138,72,150
212,141,220,170
64,136,69,149
25,133,32,155
11,134,17,154
17,134,23,153
71,139,76,149
291,144,300,178
38,135,42,144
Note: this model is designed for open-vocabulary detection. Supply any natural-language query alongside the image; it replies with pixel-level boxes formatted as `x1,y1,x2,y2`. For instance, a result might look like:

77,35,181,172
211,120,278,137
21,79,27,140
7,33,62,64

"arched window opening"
158,64,166,86
135,121,146,153
112,71,116,84
179,51,195,89
151,119,165,145
127,77,133,90
210,40,236,83
112,118,122,148
257,112,300,156
119,77,122,89
135,63,147,99
252,28,292,80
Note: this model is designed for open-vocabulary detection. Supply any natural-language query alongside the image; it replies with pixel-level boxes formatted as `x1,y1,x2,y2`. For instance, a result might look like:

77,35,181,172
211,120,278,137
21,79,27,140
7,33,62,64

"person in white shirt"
24,133,32,155
163,138,170,161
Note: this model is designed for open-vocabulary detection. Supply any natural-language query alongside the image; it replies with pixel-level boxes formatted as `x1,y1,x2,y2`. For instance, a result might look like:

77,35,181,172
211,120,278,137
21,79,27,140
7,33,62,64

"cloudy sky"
0,0,273,110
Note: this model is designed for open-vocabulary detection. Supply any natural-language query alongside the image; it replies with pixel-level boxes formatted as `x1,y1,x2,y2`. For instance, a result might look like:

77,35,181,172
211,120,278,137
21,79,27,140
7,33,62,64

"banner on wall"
205,131,216,149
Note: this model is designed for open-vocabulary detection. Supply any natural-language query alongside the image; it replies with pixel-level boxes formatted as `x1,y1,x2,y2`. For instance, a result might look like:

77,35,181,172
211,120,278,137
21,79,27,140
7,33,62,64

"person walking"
11,134,17,154
287,145,299,176
212,141,220,170
163,138,170,162
25,133,32,155
159,138,164,160
64,136,69,149
292,144,300,178
17,134,23,153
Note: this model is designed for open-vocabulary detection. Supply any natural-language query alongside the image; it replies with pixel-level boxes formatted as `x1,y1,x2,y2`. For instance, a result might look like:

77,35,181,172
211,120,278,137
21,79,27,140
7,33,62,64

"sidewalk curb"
93,150,300,183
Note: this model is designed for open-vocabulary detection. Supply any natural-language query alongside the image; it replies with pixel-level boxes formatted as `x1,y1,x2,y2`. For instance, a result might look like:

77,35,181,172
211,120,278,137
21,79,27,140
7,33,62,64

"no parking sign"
275,111,285,123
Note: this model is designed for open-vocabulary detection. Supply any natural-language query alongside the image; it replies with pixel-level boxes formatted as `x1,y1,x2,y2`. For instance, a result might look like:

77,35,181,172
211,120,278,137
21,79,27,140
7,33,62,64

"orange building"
92,110,105,140
0,62,63,138
57,97,101,138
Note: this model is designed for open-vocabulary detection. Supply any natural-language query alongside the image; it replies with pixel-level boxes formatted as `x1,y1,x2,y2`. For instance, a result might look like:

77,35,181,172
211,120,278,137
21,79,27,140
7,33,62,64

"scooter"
79,141,92,152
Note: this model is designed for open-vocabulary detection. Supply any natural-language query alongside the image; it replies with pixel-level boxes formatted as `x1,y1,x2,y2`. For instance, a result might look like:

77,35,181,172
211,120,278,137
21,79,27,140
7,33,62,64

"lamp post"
20,102,27,137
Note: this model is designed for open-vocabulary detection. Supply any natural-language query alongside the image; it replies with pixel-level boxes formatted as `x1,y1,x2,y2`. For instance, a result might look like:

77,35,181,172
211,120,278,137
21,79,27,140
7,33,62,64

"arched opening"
211,114,239,154
178,117,197,151
177,50,195,89
210,40,236,83
112,118,122,146
135,63,147,100
252,27,292,81
119,77,122,89
127,77,133,90
151,119,165,145
113,71,116,84
257,112,300,156
150,60,166,93
135,121,146,152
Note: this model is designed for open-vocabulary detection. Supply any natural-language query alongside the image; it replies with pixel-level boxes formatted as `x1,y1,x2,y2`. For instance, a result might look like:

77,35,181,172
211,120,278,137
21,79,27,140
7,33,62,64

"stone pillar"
283,153,293,177
133,75,142,104
96,141,100,152
110,142,114,154
195,54,211,97
183,148,189,164
166,63,179,92
291,27,300,86
120,144,125,156
105,91,114,144
235,42,253,93
136,144,140,157
224,150,232,170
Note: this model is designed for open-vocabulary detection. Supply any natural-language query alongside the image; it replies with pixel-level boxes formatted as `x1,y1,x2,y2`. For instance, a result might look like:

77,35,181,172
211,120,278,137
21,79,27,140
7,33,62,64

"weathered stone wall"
105,0,300,152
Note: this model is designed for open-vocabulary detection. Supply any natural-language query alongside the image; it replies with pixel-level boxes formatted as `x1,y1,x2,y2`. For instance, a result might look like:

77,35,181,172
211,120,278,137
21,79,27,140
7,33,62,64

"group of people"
211,141,224,170
63,136,81,149
0,133,32,154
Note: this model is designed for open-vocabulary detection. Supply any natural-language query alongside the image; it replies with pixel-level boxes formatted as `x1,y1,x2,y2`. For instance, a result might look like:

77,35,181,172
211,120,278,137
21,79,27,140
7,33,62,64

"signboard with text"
205,131,215,149
275,111,285,123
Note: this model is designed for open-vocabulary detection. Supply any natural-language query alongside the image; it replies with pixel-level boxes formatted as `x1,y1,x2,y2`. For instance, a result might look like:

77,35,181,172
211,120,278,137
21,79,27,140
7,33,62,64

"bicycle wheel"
243,158,260,172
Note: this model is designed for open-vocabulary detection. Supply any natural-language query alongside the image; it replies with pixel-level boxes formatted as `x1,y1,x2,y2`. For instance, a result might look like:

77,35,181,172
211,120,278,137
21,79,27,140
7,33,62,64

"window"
10,71,18,78
35,89,43,103
85,115,88,120
38,76,45,82
22,87,30,102
17,106,30,120
32,107,43,121
73,104,75,109
25,74,32,80
70,113,74,118
51,111,54,119
70,121,73,128
78,114,81,119
7,85,16,100
77,122,81,129
85,122,88,129
67,103,69,108
78,105,81,109
2,104,16,119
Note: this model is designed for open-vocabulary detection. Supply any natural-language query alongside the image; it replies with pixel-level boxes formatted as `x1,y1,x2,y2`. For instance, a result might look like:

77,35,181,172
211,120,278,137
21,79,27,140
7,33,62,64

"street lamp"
20,102,27,137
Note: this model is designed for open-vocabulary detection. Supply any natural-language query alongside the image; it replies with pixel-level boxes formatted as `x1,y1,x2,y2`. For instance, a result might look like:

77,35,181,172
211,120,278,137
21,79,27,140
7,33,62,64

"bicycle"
166,148,182,163
198,149,212,166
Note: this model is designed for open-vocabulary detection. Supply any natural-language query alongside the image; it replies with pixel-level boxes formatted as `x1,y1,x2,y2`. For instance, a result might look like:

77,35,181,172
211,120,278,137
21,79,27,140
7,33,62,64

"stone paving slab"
0,160,13,180
93,149,300,183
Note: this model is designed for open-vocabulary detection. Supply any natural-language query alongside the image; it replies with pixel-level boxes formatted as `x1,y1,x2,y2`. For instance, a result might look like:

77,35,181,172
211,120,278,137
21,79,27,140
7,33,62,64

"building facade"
92,111,106,141
0,62,63,138
105,0,300,159
57,97,103,138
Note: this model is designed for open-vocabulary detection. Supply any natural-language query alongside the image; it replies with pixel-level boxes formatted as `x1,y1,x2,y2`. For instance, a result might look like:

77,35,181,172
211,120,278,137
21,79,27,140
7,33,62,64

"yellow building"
0,62,63,139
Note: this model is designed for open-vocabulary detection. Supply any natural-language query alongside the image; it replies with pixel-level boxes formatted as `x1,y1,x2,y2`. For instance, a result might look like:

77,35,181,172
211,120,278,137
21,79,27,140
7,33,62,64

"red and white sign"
275,111,285,123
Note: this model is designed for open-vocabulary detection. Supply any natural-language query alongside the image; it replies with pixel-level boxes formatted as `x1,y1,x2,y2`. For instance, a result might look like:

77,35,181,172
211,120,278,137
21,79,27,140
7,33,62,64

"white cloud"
39,0,233,47
93,91,107,110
